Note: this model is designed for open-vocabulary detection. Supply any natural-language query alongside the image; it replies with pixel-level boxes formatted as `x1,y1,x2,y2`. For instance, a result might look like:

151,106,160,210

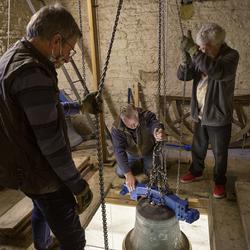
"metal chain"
157,0,163,120
162,0,168,124
94,115,109,249
94,1,123,249
77,0,87,94
175,0,187,195
96,0,124,98
148,0,171,196
148,142,170,195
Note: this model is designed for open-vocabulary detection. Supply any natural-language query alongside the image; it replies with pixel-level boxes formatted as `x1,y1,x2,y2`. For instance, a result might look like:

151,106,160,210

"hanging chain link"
96,0,123,98
77,0,87,95
157,0,163,120
175,0,187,195
148,0,170,197
162,0,168,125
94,1,123,249
148,142,170,195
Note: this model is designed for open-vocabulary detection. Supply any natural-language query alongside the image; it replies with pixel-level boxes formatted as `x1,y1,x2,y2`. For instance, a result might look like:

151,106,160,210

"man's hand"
80,91,102,114
75,182,93,214
154,128,167,141
180,30,198,57
125,172,136,192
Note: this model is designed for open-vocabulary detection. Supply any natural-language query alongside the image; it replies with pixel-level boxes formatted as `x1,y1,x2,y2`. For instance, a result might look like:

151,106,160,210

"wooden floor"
1,141,250,250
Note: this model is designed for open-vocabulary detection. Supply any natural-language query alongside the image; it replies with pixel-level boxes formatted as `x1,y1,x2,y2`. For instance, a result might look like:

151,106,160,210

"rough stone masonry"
0,0,249,128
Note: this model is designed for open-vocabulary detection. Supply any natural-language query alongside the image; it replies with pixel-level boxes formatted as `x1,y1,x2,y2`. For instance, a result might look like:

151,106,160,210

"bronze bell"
123,198,191,250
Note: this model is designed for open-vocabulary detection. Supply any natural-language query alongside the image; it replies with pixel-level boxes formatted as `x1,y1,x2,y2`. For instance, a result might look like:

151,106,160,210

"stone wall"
0,0,249,128
0,0,42,55
61,0,250,127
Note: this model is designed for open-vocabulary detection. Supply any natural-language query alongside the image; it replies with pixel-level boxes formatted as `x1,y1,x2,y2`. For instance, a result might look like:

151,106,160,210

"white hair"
196,23,226,47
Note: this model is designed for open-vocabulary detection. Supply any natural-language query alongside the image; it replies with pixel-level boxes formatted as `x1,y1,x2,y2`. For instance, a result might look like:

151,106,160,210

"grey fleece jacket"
177,43,239,126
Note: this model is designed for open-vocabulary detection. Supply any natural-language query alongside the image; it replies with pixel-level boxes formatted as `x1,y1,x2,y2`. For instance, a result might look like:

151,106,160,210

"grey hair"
196,23,226,46
26,3,81,41
120,104,138,120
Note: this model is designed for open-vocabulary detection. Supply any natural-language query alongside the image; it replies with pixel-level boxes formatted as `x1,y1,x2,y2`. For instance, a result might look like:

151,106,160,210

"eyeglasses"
61,38,77,58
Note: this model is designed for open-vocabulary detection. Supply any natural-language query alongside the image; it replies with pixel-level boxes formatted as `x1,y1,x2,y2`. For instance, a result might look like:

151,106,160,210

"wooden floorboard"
208,195,247,250
0,190,24,218
235,181,250,250
0,197,32,233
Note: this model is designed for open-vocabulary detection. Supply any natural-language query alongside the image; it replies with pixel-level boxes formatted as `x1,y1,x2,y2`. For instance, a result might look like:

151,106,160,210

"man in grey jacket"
177,23,239,198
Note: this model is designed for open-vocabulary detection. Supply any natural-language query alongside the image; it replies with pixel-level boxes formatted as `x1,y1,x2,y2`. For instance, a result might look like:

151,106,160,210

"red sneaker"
180,172,203,183
213,185,226,198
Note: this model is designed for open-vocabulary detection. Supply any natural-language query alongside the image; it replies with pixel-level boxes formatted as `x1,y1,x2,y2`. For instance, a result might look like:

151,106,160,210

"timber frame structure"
159,95,250,147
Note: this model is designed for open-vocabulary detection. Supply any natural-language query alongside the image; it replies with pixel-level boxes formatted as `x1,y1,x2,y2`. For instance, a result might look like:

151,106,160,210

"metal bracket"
120,183,200,224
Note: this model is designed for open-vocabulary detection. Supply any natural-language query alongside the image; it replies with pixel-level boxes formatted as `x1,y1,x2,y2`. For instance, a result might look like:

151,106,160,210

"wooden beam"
87,0,108,162
132,83,139,107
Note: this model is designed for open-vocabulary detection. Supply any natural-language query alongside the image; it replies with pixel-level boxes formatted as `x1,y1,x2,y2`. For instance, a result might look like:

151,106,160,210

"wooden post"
132,82,140,107
87,0,108,162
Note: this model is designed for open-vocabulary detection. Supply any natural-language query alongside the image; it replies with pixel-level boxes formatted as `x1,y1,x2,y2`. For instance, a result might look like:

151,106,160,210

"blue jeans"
116,151,153,177
26,186,85,250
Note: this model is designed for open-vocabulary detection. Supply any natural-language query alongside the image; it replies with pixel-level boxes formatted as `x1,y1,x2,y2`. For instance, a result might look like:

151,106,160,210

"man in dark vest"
111,104,166,192
177,23,239,198
0,4,100,249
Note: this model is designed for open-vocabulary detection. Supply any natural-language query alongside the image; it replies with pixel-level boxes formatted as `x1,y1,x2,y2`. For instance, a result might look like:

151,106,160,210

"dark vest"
0,39,69,194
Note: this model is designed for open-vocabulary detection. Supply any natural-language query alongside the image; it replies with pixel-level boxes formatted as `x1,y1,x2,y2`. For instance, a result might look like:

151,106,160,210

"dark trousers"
116,151,153,177
26,186,85,250
190,122,232,185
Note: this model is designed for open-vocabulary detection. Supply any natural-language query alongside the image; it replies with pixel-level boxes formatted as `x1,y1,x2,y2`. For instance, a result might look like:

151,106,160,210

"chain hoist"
94,1,123,249
148,0,170,197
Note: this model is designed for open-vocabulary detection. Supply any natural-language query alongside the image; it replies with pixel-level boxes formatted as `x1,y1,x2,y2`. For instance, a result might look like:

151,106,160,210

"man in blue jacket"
111,104,166,192
177,23,239,198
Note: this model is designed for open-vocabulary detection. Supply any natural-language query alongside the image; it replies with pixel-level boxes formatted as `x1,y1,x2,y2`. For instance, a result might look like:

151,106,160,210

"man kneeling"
111,105,166,192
